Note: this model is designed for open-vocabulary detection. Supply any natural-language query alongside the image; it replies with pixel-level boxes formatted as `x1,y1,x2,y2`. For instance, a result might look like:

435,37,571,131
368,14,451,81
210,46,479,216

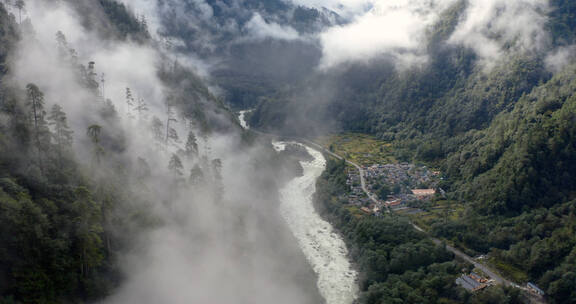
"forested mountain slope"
249,1,576,302
0,1,250,302
249,0,560,138
150,0,342,109
1,0,575,302
0,2,131,301
434,65,576,303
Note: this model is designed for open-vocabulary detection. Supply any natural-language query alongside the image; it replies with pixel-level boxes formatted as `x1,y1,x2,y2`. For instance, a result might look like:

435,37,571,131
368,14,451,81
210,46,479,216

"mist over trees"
0,0,326,303
1,0,575,303
238,0,576,303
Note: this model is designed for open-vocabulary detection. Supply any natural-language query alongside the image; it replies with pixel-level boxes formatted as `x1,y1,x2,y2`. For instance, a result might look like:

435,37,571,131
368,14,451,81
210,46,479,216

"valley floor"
312,132,548,303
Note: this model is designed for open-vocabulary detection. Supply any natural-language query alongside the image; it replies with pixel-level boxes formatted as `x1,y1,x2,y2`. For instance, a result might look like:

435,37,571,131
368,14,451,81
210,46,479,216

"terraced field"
316,133,396,166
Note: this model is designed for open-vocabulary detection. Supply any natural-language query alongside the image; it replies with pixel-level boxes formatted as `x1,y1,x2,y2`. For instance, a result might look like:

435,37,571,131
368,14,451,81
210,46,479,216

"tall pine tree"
47,104,73,168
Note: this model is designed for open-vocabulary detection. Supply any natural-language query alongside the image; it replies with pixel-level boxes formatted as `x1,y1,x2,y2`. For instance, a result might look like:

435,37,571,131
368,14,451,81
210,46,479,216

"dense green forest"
315,158,522,304
2,0,576,302
433,65,576,303
249,0,576,303
0,3,135,301
0,1,238,302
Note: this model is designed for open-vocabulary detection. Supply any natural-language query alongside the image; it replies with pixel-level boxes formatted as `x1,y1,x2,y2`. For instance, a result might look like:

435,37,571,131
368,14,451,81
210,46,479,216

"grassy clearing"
345,205,366,219
487,257,529,283
316,133,396,166
399,199,466,230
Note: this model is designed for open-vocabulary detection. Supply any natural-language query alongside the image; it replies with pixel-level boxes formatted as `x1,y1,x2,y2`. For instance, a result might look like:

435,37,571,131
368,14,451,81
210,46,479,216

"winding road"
295,139,521,290
296,136,547,302
241,116,534,298
299,140,381,207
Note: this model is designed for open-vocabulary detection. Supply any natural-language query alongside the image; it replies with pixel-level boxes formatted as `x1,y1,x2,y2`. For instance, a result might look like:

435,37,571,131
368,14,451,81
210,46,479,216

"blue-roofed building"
527,282,545,296
456,277,475,291
456,274,487,292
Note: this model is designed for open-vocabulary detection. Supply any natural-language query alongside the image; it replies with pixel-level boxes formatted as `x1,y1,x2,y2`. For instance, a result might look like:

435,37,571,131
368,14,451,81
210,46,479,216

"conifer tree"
26,83,50,170
185,131,198,159
189,163,204,185
72,187,103,278
164,100,178,148
14,0,24,24
87,124,104,165
168,153,183,177
150,116,164,142
135,97,149,120
26,84,45,139
211,158,223,201
84,61,99,94
125,87,134,119
55,31,68,59
55,31,78,66
47,104,73,167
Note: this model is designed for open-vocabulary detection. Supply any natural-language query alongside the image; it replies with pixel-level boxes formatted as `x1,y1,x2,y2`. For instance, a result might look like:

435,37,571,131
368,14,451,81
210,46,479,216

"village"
342,160,548,299
345,162,441,216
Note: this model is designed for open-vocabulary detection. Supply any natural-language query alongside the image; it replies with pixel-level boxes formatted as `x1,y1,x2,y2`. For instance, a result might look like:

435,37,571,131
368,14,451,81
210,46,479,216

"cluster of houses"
345,171,362,196
344,161,549,299
345,161,548,298
345,170,374,209
344,163,440,214
364,163,440,190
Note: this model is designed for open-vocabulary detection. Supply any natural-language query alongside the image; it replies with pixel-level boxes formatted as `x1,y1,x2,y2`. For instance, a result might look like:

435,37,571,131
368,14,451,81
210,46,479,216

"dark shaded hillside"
59,0,151,42
0,3,18,77
250,0,576,203
446,66,576,215
548,0,576,46
315,158,522,304
0,1,239,302
0,4,125,301
213,38,322,110
430,66,576,303
250,0,552,140
249,2,576,303
154,0,340,109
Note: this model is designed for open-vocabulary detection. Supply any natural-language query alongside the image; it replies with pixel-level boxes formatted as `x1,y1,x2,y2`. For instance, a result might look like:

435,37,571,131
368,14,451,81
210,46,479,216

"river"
238,111,358,304
274,142,358,304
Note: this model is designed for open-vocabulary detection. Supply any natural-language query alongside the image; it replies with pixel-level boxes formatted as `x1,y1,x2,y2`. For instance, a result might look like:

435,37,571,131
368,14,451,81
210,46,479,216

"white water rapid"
239,111,358,304
274,142,358,304
238,110,252,129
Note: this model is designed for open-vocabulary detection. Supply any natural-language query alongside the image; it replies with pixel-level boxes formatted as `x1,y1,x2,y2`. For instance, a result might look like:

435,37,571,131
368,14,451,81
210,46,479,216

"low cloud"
284,0,373,19
318,0,453,70
10,2,324,304
10,0,166,140
315,0,551,70
449,0,549,68
117,0,555,72
245,13,301,41
545,45,576,73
